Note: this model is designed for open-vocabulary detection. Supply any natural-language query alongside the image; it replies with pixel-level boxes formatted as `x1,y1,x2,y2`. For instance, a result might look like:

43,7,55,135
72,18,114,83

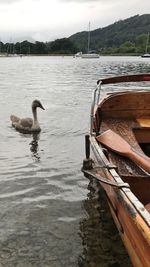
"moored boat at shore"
82,73,150,267
141,33,150,58
81,53,99,59
81,22,99,59
141,53,150,58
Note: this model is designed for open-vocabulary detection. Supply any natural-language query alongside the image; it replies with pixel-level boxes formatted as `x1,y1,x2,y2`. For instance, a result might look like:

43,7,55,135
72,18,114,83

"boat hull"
141,53,150,58
81,53,99,58
83,74,150,267
91,136,150,267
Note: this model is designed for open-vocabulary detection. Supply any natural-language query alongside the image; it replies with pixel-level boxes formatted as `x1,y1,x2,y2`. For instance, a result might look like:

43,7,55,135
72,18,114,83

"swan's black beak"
40,103,45,110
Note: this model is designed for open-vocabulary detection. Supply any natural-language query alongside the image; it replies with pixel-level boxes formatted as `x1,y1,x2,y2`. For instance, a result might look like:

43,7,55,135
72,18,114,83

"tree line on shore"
0,34,149,56
0,38,77,55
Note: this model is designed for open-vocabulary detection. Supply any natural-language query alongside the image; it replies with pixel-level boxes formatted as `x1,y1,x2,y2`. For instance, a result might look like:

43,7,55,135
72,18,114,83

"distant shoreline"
0,53,145,57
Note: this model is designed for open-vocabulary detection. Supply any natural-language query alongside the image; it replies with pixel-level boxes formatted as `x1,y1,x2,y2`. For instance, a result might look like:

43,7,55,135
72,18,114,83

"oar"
96,129,150,174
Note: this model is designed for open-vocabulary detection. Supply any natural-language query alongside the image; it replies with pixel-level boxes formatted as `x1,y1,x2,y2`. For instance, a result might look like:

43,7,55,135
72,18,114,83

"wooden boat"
82,74,150,267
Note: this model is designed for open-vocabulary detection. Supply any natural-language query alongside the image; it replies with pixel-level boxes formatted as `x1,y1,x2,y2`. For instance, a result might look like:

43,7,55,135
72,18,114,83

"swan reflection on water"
29,133,41,160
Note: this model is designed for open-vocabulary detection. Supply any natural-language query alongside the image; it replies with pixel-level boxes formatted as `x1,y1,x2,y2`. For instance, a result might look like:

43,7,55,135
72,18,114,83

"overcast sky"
0,0,149,43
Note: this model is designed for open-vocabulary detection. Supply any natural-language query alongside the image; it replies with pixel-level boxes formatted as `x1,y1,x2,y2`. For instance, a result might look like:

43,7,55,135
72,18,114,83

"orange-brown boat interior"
94,91,150,212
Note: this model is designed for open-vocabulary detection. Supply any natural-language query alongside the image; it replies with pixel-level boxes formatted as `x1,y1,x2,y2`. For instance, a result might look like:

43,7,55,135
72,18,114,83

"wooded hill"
69,14,150,54
0,14,150,55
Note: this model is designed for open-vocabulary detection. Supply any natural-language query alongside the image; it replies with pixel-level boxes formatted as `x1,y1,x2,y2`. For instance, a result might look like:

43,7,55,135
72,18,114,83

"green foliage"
119,41,136,53
34,41,48,54
47,38,77,54
0,40,48,55
0,38,78,55
70,14,150,54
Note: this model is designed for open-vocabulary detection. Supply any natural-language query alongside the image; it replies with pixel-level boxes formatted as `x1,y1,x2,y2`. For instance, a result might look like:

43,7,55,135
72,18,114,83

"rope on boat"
83,168,130,189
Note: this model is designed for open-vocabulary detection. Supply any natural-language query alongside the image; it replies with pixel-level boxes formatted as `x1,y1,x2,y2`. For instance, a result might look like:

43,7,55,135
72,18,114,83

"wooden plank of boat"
96,129,150,174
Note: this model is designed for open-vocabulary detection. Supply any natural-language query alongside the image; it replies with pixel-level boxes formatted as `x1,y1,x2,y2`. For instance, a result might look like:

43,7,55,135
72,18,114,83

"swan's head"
32,99,45,110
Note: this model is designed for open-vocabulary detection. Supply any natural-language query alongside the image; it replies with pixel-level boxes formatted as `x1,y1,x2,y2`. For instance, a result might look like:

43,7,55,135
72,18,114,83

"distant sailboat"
141,33,150,58
74,51,82,58
81,22,99,59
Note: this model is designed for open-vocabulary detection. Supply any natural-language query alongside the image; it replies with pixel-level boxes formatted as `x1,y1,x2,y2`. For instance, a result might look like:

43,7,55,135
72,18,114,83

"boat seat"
145,203,150,213
100,118,149,178
136,118,150,128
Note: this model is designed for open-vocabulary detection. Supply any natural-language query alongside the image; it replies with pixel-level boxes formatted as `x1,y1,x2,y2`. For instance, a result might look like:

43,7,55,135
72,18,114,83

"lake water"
0,55,150,267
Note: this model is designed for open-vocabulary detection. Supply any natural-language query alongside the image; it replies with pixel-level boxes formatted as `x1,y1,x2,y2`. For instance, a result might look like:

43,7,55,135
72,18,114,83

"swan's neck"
32,107,38,121
32,107,41,131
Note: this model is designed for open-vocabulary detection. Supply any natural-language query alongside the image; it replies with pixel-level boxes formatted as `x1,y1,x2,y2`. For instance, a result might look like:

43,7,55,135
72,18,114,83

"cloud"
60,0,96,2
0,0,21,3
0,0,38,4
59,0,118,2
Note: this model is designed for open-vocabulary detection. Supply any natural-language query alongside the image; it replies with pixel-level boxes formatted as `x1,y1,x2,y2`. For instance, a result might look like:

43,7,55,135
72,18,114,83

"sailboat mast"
87,22,90,53
145,33,149,53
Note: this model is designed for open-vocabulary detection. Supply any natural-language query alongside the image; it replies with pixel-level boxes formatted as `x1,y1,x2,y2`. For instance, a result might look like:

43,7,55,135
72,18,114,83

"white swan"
10,99,45,134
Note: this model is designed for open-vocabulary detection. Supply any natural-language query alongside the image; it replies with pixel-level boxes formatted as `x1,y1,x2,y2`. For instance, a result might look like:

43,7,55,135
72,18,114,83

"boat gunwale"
97,73,150,85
